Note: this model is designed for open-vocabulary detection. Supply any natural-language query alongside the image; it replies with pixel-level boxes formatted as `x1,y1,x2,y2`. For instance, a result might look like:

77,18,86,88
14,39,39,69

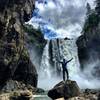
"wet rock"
48,80,80,99
19,90,32,100
98,93,100,100
10,90,32,100
1,80,34,93
35,88,45,94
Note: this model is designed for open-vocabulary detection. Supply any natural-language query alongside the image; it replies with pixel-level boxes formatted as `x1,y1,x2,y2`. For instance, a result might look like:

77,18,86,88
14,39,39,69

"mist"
27,0,100,90
37,54,100,90
70,48,100,89
36,40,100,90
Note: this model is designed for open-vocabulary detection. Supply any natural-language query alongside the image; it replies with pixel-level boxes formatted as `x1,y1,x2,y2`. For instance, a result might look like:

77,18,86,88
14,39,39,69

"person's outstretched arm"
66,58,73,63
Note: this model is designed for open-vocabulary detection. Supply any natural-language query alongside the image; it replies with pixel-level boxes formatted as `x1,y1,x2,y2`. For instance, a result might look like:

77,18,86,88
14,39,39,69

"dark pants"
63,68,69,81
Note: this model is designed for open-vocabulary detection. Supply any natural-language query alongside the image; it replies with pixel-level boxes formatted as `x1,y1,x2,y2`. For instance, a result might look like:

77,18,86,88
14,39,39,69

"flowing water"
33,95,51,100
37,38,80,90
27,0,100,91
39,41,51,79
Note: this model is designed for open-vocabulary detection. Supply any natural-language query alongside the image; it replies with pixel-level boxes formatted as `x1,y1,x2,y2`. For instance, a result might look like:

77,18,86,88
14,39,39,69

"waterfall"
37,38,80,89
38,40,62,90
50,39,80,77
39,41,51,78
26,0,100,89
60,39,80,76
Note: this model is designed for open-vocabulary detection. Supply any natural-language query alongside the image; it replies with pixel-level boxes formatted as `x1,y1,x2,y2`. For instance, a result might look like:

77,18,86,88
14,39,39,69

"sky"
28,0,95,39
28,0,100,89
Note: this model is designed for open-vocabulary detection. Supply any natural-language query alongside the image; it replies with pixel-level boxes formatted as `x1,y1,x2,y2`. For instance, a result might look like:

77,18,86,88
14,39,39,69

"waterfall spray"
27,0,100,90
37,38,81,89
39,40,51,78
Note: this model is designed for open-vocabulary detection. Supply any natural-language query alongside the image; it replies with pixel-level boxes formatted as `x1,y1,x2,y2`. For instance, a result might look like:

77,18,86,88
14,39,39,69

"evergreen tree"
83,2,100,33
95,0,100,15
86,3,91,16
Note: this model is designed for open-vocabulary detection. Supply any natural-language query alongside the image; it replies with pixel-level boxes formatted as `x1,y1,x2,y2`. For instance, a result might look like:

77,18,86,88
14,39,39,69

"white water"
38,41,62,90
27,0,100,89
39,41,51,78
38,39,81,90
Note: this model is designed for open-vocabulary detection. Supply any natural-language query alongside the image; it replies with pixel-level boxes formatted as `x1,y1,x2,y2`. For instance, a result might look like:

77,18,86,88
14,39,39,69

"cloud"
35,0,86,38
87,0,95,8
33,0,95,39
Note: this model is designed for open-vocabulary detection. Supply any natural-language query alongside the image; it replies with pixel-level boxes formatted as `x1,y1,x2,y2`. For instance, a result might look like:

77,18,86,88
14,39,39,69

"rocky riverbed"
0,89,99,100
0,80,99,100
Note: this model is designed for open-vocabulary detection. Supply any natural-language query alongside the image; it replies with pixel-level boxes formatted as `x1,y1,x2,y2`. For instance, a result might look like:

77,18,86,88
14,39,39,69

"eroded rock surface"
0,0,37,88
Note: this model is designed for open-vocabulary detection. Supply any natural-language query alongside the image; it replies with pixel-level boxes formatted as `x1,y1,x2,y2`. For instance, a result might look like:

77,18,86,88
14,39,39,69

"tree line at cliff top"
83,0,100,33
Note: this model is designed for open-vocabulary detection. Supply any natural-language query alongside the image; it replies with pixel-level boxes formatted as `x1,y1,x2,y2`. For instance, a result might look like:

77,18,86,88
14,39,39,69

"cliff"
76,4,100,78
0,0,38,88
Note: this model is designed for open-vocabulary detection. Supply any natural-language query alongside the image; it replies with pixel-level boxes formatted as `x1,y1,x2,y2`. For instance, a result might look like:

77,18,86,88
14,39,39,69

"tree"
86,3,91,16
95,0,100,15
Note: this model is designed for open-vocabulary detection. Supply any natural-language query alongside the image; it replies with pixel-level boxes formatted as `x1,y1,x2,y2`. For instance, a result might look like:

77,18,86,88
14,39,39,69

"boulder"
48,80,80,99
19,90,32,100
1,80,35,93
10,90,32,100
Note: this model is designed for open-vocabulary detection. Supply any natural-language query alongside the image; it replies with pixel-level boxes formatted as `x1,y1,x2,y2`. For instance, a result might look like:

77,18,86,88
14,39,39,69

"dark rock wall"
0,0,38,87
76,9,100,78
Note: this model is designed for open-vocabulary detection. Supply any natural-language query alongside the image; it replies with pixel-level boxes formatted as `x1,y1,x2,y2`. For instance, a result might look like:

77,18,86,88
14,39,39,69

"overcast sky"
34,0,95,38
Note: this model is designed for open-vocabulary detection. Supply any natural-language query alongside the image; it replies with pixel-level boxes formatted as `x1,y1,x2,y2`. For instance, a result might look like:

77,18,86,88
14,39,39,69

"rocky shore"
48,80,100,100
0,80,99,100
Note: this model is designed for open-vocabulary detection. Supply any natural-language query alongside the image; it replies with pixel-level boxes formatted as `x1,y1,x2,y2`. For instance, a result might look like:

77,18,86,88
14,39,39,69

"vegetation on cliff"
24,24,46,49
77,1,100,78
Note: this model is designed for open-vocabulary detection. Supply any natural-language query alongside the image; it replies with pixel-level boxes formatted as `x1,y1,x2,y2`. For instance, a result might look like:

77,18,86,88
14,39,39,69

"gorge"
27,0,100,90
0,0,100,100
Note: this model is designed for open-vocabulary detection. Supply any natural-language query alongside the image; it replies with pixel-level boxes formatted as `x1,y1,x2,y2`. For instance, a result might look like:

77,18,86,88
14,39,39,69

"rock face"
0,0,37,88
24,24,47,69
48,80,80,99
76,4,100,78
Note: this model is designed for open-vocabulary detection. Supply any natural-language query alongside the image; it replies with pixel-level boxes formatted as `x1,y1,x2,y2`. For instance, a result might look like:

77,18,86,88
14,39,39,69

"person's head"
63,58,66,62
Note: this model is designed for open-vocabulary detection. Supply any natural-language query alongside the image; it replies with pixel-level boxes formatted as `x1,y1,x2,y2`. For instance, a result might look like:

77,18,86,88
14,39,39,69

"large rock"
48,80,80,99
0,0,37,88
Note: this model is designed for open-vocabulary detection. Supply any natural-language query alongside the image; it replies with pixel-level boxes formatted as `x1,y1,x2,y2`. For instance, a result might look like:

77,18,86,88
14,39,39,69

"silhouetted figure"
58,58,73,81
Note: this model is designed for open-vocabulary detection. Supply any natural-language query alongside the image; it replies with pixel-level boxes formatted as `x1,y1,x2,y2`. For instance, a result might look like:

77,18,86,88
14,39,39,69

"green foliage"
23,24,46,49
24,24,43,38
86,3,91,16
21,49,29,61
95,0,100,14
83,11,100,33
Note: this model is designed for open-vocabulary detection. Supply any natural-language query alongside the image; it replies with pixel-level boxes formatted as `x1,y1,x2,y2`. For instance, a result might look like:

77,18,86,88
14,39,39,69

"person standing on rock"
58,58,73,81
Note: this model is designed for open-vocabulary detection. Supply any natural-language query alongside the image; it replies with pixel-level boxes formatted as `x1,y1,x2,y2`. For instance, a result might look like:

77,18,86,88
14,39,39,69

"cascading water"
37,40,62,90
39,41,51,78
59,39,80,76
26,0,100,90
37,38,80,89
